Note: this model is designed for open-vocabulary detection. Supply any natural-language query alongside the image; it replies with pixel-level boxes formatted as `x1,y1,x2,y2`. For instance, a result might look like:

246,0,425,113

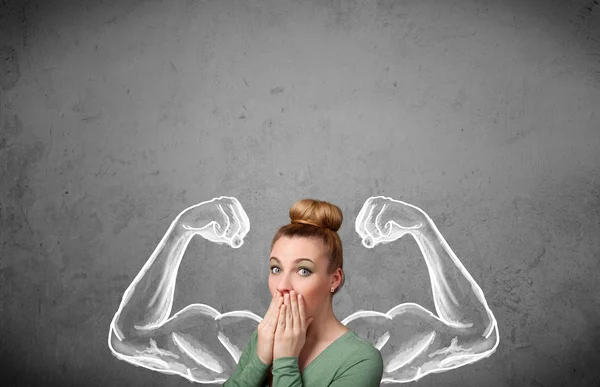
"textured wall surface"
1,0,599,386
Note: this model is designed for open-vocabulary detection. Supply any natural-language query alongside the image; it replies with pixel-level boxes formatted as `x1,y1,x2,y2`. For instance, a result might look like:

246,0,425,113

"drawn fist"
177,196,250,248
355,196,425,248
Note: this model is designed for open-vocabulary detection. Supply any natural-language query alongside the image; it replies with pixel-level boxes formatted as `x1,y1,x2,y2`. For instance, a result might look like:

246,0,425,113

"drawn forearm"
112,217,194,338
413,217,494,336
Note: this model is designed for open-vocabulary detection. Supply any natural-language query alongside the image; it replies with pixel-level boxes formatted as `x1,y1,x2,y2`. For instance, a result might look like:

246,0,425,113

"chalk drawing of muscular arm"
108,196,498,384
108,196,260,383
349,196,499,383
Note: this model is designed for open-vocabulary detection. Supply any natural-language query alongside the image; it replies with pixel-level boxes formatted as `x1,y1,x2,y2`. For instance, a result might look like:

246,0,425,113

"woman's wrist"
257,356,270,366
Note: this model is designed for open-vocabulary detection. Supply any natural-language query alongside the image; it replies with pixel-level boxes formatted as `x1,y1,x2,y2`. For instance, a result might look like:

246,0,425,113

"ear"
331,267,344,289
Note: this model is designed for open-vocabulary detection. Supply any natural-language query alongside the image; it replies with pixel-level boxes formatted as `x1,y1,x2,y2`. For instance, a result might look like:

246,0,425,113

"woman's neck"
305,302,346,344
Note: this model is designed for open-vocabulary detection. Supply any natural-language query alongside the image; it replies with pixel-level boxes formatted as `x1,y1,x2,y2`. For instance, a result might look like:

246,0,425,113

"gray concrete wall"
1,0,599,386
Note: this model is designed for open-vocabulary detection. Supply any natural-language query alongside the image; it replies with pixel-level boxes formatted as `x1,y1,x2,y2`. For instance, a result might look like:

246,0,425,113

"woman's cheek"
302,296,314,317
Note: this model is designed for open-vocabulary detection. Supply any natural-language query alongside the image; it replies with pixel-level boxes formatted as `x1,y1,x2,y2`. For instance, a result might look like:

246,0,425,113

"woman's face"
268,236,334,319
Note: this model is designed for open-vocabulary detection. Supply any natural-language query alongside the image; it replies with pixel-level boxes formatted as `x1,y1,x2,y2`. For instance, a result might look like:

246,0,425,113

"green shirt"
223,329,383,387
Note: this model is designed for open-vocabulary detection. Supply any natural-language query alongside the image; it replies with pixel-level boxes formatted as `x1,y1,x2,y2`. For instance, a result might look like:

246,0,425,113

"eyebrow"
270,257,314,264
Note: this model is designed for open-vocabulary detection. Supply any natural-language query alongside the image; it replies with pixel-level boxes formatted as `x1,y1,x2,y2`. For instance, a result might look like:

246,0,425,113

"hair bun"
289,199,343,232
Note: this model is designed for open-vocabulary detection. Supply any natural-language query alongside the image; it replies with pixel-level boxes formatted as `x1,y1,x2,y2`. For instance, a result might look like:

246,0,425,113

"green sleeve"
272,357,302,386
328,347,384,387
224,330,271,387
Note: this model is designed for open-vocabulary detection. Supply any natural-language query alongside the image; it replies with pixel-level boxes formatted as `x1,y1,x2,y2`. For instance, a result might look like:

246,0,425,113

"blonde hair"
270,199,345,296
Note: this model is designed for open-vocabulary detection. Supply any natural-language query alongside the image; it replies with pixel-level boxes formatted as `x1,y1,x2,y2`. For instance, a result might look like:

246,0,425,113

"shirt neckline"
302,329,353,373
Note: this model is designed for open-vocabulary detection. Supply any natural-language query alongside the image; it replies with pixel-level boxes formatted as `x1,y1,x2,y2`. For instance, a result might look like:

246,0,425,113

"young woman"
223,199,384,386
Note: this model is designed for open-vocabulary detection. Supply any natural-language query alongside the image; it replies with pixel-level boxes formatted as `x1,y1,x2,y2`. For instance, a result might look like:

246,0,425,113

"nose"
276,274,293,295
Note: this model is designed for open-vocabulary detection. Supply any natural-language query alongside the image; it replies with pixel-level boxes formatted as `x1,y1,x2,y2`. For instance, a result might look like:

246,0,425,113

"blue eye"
299,268,311,276
270,266,312,276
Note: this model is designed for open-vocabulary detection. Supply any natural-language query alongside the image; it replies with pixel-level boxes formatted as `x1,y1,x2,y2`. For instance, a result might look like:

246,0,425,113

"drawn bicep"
343,303,497,383
109,304,260,383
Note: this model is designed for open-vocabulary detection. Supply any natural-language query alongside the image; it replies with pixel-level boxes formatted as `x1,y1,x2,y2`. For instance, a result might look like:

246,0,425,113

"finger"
375,203,389,235
355,198,374,237
366,203,380,234
290,292,299,330
269,302,281,329
363,203,378,240
220,204,236,238
226,203,242,238
232,200,250,237
286,295,293,330
225,196,239,206
269,303,281,330
278,304,286,330
283,293,289,322
265,292,281,323
216,204,230,235
298,293,306,330
273,292,283,315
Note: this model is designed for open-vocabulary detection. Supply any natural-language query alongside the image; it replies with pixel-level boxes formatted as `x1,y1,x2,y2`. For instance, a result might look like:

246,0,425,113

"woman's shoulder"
343,330,384,366
332,330,384,380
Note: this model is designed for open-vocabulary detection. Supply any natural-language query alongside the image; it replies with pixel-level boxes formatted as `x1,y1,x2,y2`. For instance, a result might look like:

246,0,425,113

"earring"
330,287,335,293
